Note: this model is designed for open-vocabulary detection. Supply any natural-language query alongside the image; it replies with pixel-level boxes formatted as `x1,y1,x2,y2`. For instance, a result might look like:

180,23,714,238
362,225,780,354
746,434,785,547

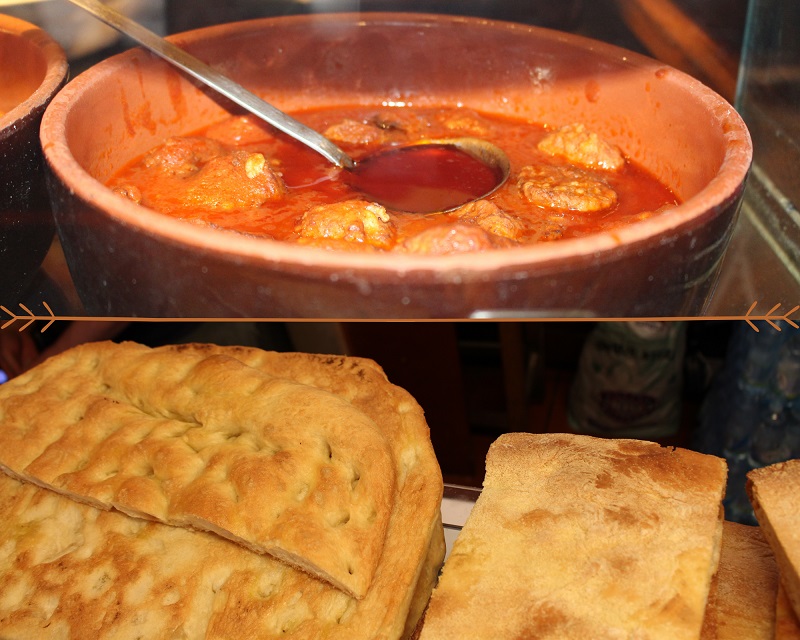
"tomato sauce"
108,106,679,252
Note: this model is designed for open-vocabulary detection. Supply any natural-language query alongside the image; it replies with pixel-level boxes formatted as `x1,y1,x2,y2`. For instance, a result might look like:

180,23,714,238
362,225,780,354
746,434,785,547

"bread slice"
746,460,800,622
0,344,443,639
419,432,728,640
0,473,444,639
699,521,779,639
0,341,400,598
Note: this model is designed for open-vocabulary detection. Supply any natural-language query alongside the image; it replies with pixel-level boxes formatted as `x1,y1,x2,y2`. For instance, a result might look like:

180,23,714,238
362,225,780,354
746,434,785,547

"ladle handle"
63,0,355,169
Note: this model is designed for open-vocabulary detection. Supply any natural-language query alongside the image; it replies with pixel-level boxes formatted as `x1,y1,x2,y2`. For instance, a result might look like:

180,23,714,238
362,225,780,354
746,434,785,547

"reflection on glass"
736,0,800,281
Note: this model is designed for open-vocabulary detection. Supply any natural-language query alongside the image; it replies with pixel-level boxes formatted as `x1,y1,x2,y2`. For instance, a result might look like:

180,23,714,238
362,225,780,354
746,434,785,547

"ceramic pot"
40,13,751,317
1,14,68,303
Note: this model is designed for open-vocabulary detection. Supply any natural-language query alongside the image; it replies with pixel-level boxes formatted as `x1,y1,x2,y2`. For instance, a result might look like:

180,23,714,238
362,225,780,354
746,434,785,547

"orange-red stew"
108,106,678,254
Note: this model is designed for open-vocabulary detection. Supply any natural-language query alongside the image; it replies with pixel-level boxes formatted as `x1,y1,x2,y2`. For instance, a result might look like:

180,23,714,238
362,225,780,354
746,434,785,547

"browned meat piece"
453,200,525,240
149,150,286,213
436,110,491,137
370,110,430,138
517,164,618,212
537,123,625,171
296,199,396,250
323,119,399,146
323,110,433,147
401,224,511,255
142,136,225,177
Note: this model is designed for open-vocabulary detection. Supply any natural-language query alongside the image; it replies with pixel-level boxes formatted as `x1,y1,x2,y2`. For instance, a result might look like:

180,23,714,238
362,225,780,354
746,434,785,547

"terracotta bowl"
0,14,68,303
40,13,751,318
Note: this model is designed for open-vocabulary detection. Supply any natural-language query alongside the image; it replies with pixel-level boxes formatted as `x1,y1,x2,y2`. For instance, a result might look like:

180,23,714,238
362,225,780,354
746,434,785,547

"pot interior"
0,30,47,119
62,15,737,205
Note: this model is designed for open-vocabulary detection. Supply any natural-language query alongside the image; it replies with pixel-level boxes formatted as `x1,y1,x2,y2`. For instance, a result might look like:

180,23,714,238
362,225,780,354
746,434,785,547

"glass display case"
0,0,797,317
712,0,800,315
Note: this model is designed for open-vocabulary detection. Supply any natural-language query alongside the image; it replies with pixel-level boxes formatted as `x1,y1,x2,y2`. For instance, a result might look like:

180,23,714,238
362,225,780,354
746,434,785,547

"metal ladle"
63,0,510,214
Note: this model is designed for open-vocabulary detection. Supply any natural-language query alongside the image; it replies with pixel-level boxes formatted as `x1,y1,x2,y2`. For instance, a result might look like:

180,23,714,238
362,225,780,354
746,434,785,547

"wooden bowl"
40,13,751,317
1,14,68,303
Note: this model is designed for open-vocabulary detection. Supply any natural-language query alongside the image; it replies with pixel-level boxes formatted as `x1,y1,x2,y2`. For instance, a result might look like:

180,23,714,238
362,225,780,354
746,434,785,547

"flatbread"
0,343,444,639
747,460,800,622
0,341,397,598
0,473,444,639
419,432,728,640
699,521,779,639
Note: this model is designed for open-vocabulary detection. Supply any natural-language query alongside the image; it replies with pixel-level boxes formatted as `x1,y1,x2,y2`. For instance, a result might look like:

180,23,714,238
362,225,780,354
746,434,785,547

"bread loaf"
0,473,443,639
746,459,800,622
0,343,444,639
0,341,398,597
419,432,728,640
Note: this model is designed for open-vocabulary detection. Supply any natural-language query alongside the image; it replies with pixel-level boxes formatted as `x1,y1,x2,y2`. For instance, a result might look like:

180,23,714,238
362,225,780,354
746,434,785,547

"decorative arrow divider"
1,302,57,333
1,303,132,333
0,301,798,333
744,302,800,332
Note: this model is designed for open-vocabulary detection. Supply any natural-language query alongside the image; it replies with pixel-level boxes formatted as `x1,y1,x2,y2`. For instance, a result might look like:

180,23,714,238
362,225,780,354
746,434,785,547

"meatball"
453,200,525,240
323,110,430,147
297,199,396,250
537,123,625,172
401,224,510,255
148,150,286,213
436,110,491,137
324,119,393,146
142,136,224,177
517,164,618,212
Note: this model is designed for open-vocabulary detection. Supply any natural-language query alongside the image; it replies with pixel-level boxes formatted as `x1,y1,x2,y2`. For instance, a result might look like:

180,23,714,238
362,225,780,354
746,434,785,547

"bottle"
567,321,686,439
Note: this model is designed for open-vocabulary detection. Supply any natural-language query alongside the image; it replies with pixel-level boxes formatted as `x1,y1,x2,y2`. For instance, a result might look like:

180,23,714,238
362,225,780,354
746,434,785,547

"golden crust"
0,473,444,639
419,432,728,640
700,521,779,640
0,341,397,598
747,459,800,623
0,343,443,639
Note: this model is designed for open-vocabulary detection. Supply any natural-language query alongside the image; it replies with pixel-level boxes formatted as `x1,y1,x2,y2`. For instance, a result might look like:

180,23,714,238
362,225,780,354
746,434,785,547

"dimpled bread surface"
0,342,421,600
0,343,444,639
0,473,445,639
419,432,728,640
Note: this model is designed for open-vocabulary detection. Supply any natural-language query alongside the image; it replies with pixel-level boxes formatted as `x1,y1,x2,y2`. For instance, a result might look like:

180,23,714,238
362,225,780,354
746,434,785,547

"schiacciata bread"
0,342,444,639
0,341,395,598
419,432,728,640
746,459,800,624
0,472,444,639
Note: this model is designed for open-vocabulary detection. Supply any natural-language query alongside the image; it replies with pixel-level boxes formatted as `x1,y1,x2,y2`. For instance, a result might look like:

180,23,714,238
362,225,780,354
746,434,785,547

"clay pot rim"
0,14,69,135
41,12,752,276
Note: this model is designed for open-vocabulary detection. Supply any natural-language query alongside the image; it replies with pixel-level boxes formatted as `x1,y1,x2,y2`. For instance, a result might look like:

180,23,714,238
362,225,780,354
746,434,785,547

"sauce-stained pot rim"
40,12,752,276
0,14,69,136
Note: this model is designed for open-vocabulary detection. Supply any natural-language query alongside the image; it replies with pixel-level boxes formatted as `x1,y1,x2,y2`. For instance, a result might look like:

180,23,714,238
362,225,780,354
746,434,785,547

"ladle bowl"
39,13,752,318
